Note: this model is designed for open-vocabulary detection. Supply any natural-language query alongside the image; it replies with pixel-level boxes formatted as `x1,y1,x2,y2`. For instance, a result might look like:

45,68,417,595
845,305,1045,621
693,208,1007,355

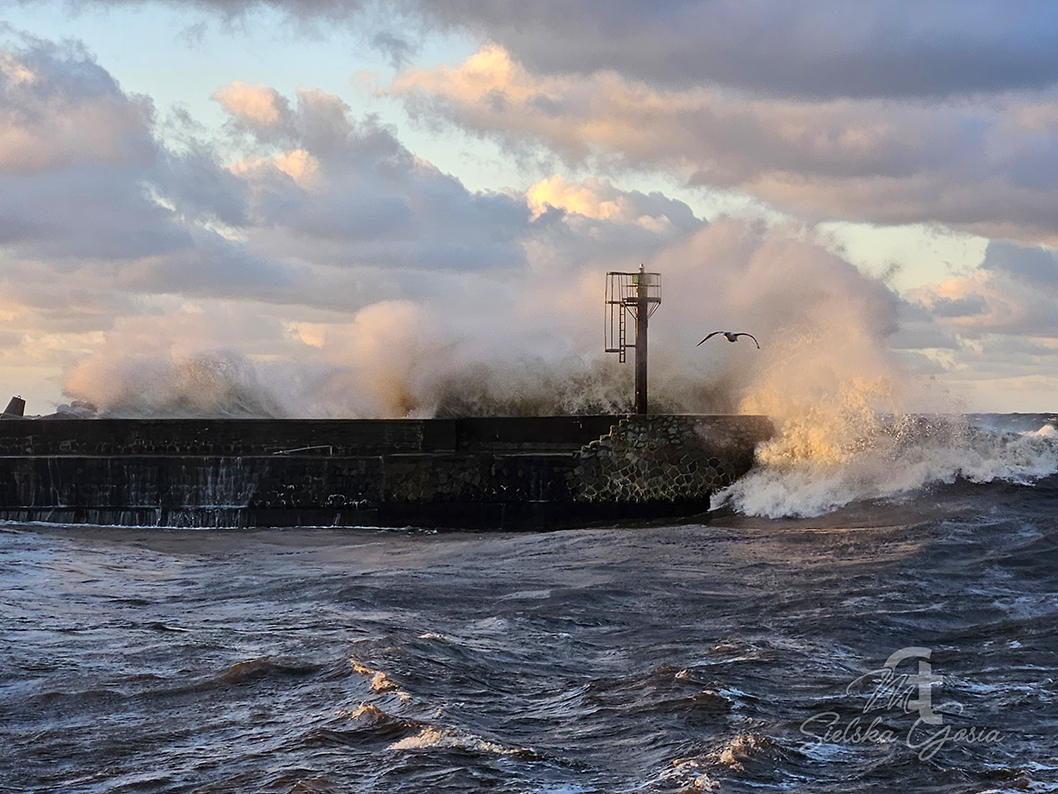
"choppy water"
2,417,1058,792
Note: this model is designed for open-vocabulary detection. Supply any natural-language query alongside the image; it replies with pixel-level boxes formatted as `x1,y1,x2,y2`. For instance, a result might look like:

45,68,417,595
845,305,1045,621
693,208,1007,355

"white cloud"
212,80,293,131
0,37,154,174
910,243,1058,337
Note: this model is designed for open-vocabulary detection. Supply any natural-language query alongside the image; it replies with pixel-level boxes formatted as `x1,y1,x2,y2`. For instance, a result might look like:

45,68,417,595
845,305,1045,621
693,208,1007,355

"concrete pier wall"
0,415,772,529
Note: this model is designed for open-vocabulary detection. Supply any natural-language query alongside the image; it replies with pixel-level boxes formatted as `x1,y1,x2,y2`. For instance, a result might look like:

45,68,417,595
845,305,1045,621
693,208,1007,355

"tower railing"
605,266,661,413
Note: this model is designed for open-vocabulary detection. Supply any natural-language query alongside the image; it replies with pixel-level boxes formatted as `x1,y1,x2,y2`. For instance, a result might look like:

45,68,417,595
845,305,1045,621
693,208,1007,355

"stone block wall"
571,415,772,504
0,415,772,528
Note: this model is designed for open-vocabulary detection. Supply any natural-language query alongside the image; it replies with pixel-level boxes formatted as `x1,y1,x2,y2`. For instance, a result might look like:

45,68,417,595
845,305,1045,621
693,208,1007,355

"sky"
2,0,1058,416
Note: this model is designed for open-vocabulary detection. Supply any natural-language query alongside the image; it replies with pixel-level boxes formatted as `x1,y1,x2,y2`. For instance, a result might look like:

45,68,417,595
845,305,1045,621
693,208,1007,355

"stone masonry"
571,414,771,503
0,415,772,528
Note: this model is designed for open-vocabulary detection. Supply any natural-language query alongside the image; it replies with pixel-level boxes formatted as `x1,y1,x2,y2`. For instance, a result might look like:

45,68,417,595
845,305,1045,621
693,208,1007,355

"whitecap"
715,413,1058,519
1020,423,1058,438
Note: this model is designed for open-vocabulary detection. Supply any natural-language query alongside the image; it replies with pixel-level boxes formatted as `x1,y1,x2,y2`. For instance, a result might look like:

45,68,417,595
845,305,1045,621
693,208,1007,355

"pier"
0,415,772,529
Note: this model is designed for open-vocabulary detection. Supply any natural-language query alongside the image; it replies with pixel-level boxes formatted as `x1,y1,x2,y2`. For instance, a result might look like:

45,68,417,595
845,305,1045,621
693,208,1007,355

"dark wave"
1,504,1055,792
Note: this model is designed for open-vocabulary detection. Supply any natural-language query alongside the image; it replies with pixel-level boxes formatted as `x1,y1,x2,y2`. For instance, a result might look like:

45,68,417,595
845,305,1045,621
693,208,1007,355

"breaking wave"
714,400,1058,518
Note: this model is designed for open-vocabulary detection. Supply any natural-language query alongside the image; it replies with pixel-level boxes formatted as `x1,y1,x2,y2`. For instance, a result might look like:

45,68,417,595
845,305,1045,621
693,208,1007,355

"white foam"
386,726,521,756
715,415,1058,518
1021,423,1058,438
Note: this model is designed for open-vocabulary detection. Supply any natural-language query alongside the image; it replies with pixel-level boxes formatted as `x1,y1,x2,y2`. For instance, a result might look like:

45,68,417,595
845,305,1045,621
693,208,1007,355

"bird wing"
696,331,724,347
735,333,760,349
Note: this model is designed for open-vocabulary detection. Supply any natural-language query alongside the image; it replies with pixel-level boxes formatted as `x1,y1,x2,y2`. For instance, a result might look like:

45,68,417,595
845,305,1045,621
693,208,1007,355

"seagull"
697,331,760,349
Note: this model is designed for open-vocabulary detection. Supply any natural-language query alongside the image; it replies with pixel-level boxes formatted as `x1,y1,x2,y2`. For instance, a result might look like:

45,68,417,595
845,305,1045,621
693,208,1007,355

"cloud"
903,241,1058,380
0,40,251,315
63,0,370,20
1,32,727,411
60,0,1058,99
212,80,295,139
0,38,529,311
19,2,1058,253
209,81,540,274
527,174,697,234
909,269,1058,338
0,36,155,174
392,46,1058,243
887,326,960,351
0,33,284,305
371,30,414,70
6,23,1057,414
417,0,1058,99
981,240,1058,285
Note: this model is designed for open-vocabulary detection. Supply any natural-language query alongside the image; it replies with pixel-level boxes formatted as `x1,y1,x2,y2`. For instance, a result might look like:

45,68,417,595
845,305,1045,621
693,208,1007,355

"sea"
1,413,1056,793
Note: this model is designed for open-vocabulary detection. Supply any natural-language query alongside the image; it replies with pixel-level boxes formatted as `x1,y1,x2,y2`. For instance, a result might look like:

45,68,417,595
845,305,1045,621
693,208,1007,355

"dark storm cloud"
0,164,192,260
51,0,1058,98
57,0,369,19
888,326,961,350
128,231,296,295
982,240,1058,285
927,294,989,319
156,146,247,228
423,0,1058,98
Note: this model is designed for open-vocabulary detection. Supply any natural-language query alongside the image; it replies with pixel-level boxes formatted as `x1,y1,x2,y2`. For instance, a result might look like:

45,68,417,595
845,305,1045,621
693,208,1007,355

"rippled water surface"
2,480,1057,792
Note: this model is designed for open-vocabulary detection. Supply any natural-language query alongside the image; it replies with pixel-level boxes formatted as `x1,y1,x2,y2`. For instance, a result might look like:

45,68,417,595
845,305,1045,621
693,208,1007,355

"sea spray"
714,401,1058,519
63,349,291,419
59,219,903,420
710,304,1058,517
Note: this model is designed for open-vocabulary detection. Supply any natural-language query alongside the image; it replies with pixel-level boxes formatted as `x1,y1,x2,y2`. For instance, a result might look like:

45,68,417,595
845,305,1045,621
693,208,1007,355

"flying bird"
697,331,760,349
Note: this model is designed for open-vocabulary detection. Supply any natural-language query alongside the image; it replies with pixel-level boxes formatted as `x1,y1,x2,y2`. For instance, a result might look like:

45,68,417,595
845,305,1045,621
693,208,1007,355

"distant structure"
1,396,25,419
606,265,661,414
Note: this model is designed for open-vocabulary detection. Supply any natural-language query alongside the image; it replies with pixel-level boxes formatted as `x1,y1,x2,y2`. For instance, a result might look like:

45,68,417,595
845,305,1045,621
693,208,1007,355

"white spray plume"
63,349,290,418
68,215,1053,517
63,218,904,422
712,307,1058,517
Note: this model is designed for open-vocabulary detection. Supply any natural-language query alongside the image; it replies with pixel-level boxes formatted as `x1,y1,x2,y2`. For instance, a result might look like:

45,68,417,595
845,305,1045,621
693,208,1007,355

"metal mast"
605,265,661,414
